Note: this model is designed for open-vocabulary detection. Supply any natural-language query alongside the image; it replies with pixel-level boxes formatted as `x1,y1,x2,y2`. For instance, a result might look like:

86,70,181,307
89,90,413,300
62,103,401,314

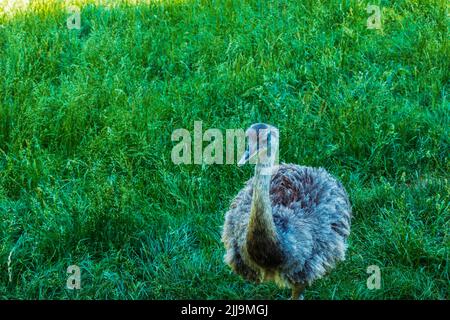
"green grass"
0,0,448,299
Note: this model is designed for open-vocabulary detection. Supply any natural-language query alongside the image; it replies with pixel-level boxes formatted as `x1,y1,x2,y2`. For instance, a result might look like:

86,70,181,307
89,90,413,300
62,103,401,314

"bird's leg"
291,283,306,300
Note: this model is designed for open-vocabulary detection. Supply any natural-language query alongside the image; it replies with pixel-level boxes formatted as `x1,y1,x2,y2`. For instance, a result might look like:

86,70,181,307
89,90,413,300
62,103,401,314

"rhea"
222,123,352,299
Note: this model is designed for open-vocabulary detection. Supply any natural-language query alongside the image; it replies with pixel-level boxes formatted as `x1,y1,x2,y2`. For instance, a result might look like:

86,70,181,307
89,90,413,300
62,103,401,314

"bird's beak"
238,147,266,166
237,149,251,166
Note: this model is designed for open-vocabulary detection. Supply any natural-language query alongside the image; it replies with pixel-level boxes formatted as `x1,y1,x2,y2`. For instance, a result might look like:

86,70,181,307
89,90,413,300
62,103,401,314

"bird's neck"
250,164,275,235
252,163,273,215
245,161,283,268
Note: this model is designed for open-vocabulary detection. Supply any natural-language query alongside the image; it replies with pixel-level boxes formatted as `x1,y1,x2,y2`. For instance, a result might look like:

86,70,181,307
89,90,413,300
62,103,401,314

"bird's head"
238,123,279,167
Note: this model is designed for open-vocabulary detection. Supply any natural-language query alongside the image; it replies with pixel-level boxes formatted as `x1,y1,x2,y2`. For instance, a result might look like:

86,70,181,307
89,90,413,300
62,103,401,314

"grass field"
0,0,448,299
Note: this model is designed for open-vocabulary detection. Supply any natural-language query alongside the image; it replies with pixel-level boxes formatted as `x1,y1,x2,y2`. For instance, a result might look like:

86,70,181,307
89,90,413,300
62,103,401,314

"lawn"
0,0,448,299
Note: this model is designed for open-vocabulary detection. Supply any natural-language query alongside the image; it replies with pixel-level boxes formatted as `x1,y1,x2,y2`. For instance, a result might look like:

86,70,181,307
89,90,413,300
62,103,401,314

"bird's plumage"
222,163,352,291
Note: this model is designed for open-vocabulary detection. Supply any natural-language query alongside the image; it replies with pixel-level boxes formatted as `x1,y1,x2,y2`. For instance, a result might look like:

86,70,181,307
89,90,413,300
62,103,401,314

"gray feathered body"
222,164,352,287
